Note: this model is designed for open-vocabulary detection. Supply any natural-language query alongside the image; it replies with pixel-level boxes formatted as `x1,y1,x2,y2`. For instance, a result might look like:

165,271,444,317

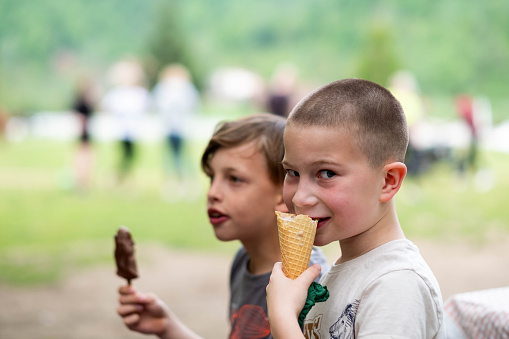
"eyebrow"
314,159,339,166
222,167,239,174
281,159,339,168
209,165,238,174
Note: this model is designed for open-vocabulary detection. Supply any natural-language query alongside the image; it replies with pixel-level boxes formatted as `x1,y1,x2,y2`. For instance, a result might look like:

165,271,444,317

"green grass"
1,138,509,286
0,138,239,285
397,151,509,242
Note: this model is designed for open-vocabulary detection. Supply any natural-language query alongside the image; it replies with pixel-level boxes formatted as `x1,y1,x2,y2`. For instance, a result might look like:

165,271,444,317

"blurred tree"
144,0,202,89
356,22,400,87
0,0,508,114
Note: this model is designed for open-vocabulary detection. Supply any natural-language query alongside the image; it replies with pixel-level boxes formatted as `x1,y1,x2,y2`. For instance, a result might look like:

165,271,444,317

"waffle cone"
276,211,317,279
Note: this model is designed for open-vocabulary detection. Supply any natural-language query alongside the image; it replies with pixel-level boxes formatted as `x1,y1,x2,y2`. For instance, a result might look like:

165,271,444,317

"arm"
117,285,204,339
266,263,321,339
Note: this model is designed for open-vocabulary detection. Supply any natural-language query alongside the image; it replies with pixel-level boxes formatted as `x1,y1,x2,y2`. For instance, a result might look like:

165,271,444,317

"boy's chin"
313,236,335,247
212,229,237,242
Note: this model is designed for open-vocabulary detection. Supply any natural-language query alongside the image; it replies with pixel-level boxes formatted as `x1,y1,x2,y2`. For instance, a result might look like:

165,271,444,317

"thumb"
297,264,321,285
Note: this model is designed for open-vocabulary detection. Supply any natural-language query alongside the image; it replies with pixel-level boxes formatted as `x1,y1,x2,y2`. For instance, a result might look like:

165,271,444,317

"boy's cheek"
282,191,294,211
283,200,295,213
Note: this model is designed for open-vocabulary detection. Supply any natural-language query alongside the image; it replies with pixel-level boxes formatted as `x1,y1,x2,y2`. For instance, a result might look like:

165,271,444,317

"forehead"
283,124,362,164
210,141,266,168
284,124,353,149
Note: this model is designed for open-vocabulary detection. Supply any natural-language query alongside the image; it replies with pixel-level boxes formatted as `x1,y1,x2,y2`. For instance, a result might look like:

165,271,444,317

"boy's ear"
275,193,289,213
379,162,407,202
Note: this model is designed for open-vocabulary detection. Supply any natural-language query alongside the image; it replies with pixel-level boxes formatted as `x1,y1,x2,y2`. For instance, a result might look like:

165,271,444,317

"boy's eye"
286,169,299,177
230,176,242,183
318,170,336,179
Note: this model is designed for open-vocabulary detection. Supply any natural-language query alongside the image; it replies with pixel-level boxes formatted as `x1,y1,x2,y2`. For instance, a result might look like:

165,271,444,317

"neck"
337,205,404,265
242,236,281,275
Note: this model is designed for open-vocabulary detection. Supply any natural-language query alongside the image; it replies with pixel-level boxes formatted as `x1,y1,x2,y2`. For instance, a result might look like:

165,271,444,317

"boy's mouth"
313,217,330,229
208,208,229,225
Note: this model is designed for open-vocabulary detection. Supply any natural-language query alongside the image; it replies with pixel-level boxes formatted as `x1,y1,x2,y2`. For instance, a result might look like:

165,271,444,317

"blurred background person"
265,62,299,118
0,106,8,142
102,59,150,185
388,70,426,176
455,94,495,192
71,76,97,192
455,94,478,174
152,63,201,201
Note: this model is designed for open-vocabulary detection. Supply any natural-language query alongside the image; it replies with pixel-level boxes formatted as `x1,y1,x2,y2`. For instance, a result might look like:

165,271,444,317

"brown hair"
201,113,286,185
287,78,409,168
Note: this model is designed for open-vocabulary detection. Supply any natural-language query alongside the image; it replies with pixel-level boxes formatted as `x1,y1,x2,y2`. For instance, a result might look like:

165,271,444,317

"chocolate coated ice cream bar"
114,226,138,284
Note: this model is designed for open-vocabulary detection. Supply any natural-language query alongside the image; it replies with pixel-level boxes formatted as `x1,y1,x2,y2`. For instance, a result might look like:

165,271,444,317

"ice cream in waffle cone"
276,211,317,279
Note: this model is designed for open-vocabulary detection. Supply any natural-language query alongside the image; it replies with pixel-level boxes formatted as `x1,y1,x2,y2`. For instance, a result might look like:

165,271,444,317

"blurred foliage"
144,1,204,89
0,0,508,115
356,22,400,86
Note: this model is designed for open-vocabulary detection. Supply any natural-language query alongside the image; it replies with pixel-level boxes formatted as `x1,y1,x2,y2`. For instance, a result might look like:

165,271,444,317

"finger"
117,304,143,317
297,264,321,285
124,313,140,327
143,292,157,303
273,261,283,271
118,285,135,295
267,262,284,295
269,262,284,280
119,292,153,305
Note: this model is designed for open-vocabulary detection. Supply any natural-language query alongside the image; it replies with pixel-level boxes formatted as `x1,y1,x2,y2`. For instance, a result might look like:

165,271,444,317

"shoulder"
356,269,445,337
366,269,442,304
363,239,443,300
366,239,429,271
357,240,445,336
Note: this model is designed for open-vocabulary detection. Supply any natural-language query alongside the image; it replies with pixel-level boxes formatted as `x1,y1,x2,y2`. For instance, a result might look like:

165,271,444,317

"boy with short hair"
266,79,445,338
117,113,329,339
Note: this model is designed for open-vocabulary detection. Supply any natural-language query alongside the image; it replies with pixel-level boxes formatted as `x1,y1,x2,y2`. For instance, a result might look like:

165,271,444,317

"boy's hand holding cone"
275,211,329,328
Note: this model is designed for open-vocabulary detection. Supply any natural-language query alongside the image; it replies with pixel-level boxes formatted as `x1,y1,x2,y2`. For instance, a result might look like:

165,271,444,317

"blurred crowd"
0,59,308,197
0,61,501,196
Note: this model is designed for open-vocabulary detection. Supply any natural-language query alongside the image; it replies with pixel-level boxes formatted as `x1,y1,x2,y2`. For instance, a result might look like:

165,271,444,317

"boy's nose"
207,180,222,202
291,182,318,208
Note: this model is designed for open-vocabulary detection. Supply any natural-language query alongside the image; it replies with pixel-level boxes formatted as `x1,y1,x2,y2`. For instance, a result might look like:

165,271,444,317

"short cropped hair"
287,78,409,168
201,113,286,185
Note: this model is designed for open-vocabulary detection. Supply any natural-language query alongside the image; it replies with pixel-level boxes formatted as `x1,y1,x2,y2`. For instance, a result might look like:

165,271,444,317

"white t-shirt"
152,78,200,136
303,239,445,339
102,85,150,140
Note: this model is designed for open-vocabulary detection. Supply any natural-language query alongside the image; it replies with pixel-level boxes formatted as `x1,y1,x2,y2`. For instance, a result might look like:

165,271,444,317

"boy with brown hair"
117,113,329,339
266,79,445,338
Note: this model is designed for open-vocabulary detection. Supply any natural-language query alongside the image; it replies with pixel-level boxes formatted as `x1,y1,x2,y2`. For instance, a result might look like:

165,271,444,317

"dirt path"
1,238,509,339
